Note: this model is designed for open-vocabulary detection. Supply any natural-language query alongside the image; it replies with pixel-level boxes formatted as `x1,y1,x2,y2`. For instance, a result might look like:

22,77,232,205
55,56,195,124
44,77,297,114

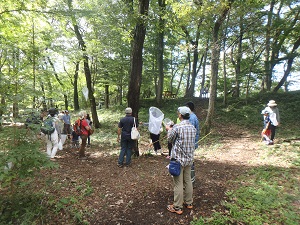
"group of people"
38,99,280,215
116,101,200,215
261,100,280,145
40,109,93,160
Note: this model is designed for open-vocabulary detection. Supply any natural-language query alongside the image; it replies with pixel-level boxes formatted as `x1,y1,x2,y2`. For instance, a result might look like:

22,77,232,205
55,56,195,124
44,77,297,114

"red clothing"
80,119,89,136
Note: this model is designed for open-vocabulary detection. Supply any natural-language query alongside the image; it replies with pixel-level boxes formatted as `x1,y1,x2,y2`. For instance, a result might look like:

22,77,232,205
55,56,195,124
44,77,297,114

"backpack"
73,119,82,135
41,117,55,135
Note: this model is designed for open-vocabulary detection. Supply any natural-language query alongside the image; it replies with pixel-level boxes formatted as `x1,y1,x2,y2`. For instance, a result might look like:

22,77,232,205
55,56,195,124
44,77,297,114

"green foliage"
0,127,56,189
0,192,48,225
0,126,58,224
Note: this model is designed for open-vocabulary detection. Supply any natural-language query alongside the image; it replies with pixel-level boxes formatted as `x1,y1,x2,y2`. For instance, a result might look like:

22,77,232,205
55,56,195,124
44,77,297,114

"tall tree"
203,0,234,134
156,0,166,105
67,0,100,128
127,0,150,117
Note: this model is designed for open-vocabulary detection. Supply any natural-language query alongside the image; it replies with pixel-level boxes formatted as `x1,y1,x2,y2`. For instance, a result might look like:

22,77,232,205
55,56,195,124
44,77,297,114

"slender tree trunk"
67,0,100,128
264,0,275,91
156,0,165,105
73,61,80,111
203,0,234,135
201,38,209,91
185,22,201,98
48,57,69,110
222,34,227,106
105,84,109,108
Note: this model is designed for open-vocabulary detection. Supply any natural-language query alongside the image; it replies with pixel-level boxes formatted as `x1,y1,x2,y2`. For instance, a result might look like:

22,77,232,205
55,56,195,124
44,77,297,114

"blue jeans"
118,139,134,165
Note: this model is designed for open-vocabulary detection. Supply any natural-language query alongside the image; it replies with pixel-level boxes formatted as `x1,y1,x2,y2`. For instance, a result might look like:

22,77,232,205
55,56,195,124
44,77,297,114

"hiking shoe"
117,164,123,168
167,205,183,215
79,156,87,160
185,203,193,209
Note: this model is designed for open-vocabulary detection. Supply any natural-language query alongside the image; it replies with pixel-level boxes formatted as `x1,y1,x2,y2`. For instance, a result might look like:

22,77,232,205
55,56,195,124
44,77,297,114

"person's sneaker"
268,141,274,145
79,156,87,160
167,205,183,215
185,203,193,209
117,164,123,168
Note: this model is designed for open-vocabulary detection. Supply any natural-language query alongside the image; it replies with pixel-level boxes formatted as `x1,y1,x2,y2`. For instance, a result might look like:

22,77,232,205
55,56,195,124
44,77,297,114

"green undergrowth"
192,164,300,225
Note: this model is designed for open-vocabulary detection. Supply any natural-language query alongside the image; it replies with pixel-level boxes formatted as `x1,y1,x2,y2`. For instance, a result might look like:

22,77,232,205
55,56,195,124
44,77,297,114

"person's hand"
117,136,120,142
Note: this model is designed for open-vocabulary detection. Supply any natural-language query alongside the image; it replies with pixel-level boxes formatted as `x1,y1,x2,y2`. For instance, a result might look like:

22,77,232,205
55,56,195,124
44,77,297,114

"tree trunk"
156,0,165,105
48,57,69,110
128,0,150,156
222,32,227,106
73,61,80,111
128,0,149,116
67,0,100,128
264,0,275,91
203,0,234,135
105,84,109,109
185,22,201,98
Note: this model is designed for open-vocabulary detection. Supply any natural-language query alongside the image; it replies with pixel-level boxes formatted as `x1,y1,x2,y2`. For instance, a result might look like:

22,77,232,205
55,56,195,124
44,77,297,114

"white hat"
78,111,87,119
267,100,277,107
125,107,132,114
178,106,191,116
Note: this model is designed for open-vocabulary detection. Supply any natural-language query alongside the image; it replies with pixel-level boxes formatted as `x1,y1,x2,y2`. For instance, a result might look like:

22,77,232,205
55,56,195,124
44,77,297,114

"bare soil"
33,123,269,225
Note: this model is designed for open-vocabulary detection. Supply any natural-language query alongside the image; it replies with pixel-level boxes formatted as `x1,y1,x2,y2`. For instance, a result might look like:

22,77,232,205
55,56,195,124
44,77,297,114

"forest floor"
31,121,281,225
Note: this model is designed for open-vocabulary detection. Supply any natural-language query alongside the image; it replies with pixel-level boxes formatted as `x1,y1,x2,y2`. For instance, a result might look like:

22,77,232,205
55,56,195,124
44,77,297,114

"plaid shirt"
168,120,197,166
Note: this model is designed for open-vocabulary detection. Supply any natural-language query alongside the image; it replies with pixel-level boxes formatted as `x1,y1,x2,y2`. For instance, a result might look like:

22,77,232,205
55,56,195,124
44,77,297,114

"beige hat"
267,100,277,107
125,107,132,114
178,106,191,116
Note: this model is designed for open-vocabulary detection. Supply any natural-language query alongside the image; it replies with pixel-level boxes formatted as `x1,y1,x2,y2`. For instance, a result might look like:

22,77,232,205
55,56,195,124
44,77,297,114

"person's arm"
117,127,122,142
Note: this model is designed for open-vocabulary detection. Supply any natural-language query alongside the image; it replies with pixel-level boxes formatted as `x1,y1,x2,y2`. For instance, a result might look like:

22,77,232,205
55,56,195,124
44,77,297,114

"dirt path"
34,129,271,225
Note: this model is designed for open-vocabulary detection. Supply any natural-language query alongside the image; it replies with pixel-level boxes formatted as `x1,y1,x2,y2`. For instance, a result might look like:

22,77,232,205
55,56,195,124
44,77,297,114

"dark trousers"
269,124,277,141
150,133,161,151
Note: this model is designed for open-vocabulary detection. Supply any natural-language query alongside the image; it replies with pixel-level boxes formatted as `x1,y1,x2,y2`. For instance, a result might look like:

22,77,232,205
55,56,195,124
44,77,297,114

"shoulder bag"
131,117,140,140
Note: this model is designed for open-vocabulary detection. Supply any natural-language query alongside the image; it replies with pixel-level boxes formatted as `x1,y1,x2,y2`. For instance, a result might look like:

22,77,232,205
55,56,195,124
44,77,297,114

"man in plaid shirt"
166,106,197,215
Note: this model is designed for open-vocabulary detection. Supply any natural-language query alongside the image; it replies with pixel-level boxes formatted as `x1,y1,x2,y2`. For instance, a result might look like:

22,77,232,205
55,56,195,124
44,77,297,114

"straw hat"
267,100,277,107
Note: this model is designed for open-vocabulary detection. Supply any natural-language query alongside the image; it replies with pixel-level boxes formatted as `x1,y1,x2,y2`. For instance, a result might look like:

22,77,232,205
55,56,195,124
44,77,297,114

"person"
71,127,80,149
185,102,200,148
62,110,71,139
150,130,162,154
185,101,200,187
57,111,66,149
148,107,164,154
77,111,91,159
139,121,163,154
86,113,93,147
166,106,197,215
266,100,280,145
43,108,61,161
165,120,174,159
117,107,137,167
261,108,272,144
